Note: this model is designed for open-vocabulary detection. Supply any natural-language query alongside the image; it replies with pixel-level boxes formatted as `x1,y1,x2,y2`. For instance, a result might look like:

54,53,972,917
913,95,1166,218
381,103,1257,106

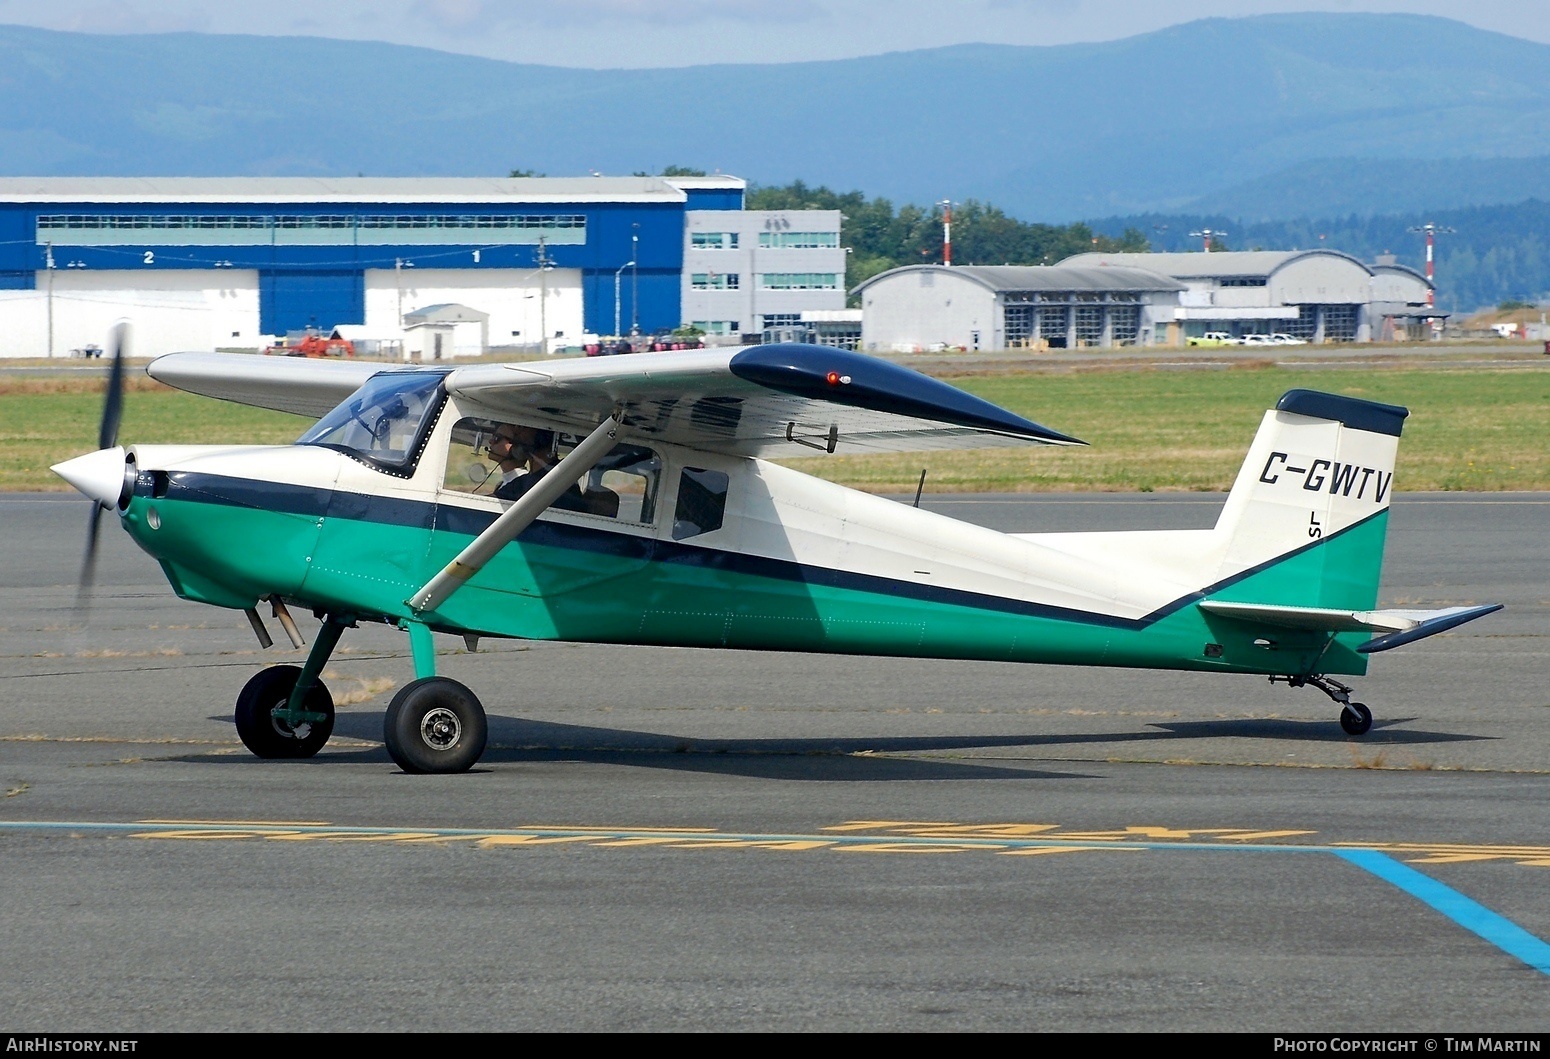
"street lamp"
614,260,636,339
631,224,640,337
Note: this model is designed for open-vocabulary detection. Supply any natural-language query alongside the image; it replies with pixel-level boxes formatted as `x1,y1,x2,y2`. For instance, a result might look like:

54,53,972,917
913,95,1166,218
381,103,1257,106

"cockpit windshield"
296,371,447,474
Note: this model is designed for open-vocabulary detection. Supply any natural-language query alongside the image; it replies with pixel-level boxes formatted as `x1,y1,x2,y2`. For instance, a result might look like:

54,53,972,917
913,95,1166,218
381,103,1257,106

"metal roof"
0,176,688,205
405,303,489,323
854,264,1185,295
1060,249,1373,279
661,175,747,191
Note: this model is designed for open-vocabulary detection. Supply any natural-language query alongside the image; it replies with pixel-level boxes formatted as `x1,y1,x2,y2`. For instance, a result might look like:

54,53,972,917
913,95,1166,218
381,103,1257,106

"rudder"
1210,389,1408,611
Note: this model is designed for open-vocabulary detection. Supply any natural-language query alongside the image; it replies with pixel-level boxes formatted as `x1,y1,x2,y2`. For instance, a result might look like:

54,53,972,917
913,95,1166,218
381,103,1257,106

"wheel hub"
420,707,462,751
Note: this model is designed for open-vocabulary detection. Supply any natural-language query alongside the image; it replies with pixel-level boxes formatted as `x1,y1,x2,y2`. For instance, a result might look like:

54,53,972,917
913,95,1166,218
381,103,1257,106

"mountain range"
4,13,1550,222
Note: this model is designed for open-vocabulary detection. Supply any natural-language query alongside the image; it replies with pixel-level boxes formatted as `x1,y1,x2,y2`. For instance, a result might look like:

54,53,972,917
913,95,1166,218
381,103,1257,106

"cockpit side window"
442,414,661,525
297,372,447,476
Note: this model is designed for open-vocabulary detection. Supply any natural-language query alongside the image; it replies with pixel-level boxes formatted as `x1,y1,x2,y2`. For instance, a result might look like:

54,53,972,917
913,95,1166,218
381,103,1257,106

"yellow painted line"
140,818,333,826
833,843,1001,854
516,825,719,834
474,835,595,847
36,819,1540,870
998,845,1138,856
822,820,961,832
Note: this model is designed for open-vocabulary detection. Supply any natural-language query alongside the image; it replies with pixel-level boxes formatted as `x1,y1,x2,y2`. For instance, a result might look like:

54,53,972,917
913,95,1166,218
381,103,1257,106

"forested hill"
747,179,1546,312
6,13,1550,220
1089,200,1550,314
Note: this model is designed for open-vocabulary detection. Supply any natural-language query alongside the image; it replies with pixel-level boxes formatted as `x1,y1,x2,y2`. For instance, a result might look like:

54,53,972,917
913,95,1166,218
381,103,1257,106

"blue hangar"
0,174,803,358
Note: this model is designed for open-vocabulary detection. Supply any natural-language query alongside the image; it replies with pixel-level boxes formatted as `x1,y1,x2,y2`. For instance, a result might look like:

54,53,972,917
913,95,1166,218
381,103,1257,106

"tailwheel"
384,677,487,774
235,664,335,759
1340,702,1373,736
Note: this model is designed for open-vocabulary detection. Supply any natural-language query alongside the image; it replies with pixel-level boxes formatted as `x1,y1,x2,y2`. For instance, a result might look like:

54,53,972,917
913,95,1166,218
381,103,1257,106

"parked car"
1268,333,1307,345
1241,333,1275,346
1187,331,1240,347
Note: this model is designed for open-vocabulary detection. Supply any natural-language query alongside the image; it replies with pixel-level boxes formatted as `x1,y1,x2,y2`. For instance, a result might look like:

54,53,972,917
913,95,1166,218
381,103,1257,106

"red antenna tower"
1189,228,1225,252
1407,222,1456,307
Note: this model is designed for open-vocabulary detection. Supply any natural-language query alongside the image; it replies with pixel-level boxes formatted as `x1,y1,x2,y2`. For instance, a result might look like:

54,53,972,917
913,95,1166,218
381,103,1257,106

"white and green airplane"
53,334,1501,774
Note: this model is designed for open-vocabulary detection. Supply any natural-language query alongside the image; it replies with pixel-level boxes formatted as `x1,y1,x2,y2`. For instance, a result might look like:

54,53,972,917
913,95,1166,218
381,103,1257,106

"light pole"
614,260,635,339
1189,228,1225,252
630,223,640,337
536,236,550,353
44,241,54,358
395,257,414,328
938,199,954,265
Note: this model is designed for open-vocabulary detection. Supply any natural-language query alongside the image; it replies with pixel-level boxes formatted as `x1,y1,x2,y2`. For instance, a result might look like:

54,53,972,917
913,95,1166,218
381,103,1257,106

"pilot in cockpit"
484,423,597,512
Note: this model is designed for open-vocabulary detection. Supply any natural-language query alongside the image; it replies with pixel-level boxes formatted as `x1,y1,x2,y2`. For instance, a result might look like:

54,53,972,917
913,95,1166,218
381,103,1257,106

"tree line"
1092,201,1550,314
746,180,1148,293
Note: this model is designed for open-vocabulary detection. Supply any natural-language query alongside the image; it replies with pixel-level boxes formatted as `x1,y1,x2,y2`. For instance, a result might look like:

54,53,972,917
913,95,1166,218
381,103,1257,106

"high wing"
1197,600,1504,653
148,344,1083,456
147,351,399,419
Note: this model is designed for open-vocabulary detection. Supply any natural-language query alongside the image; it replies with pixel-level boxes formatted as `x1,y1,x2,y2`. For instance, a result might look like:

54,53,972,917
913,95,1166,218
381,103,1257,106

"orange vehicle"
265,330,355,358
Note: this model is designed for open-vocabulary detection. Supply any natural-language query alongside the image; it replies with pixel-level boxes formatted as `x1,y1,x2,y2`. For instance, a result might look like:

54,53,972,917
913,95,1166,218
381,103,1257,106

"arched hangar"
854,264,1185,353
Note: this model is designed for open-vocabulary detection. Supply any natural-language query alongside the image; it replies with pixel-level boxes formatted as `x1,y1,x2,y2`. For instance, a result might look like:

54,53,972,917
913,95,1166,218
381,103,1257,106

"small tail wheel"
234,664,335,759
384,677,487,774
1340,702,1373,736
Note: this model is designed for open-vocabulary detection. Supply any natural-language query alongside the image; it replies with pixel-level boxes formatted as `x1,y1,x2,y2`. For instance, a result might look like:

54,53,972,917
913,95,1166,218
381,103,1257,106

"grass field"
4,361,1547,493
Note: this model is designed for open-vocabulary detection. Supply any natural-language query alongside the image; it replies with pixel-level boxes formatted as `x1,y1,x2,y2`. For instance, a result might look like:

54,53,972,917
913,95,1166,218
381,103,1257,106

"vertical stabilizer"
1210,390,1408,610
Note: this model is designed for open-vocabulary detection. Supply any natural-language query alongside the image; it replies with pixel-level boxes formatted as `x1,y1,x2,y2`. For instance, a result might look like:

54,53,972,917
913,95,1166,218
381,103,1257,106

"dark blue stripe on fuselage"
150,470,1382,631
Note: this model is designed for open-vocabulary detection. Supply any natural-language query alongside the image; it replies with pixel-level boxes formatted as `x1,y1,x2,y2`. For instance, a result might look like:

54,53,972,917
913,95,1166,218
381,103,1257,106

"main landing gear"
383,677,488,774
1270,674,1373,735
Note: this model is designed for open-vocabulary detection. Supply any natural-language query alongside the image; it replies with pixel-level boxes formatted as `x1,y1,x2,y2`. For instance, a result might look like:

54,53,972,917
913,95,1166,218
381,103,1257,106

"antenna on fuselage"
913,468,927,508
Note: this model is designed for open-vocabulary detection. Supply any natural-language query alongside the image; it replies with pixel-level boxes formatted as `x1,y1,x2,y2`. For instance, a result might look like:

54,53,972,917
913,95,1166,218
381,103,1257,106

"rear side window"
673,468,729,540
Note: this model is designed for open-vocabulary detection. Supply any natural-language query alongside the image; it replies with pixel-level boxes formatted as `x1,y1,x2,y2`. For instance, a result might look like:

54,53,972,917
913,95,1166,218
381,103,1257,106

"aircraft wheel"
234,664,335,759
1340,702,1373,736
384,677,487,774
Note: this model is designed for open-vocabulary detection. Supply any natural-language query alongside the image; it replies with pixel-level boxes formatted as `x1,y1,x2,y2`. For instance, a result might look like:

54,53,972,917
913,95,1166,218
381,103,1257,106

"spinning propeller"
51,322,130,618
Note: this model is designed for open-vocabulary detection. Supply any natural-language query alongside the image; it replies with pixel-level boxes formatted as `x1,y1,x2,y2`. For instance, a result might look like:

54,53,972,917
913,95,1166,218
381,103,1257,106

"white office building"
681,207,848,342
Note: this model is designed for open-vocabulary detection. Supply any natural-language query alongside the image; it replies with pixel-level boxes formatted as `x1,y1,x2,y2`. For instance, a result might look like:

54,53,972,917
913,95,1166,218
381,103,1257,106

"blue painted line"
1338,849,1550,976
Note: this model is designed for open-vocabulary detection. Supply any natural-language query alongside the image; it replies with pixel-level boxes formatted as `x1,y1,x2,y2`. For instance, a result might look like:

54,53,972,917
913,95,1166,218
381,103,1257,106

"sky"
0,0,1545,67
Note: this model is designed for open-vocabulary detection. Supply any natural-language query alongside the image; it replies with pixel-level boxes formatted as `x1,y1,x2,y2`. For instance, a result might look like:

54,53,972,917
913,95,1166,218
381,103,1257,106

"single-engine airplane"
53,327,1502,773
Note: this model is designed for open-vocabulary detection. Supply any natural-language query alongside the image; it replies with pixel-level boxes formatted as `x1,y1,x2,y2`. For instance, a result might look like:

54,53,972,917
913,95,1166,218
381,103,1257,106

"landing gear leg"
233,613,350,759
1270,674,1373,736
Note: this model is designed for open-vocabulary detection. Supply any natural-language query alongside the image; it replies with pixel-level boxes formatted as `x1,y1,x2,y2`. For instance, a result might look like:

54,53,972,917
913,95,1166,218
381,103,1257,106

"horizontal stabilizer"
1197,600,1503,653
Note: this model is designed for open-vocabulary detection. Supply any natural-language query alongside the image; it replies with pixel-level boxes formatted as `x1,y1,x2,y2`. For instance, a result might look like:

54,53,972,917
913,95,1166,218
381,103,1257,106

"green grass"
5,362,1548,493
785,363,1550,492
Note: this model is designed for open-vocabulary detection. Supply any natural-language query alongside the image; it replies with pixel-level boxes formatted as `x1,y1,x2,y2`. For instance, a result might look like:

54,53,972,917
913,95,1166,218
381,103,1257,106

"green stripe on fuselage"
128,495,1387,678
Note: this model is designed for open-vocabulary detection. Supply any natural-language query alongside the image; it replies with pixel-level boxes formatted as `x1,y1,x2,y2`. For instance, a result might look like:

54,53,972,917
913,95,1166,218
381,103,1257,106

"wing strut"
406,411,622,615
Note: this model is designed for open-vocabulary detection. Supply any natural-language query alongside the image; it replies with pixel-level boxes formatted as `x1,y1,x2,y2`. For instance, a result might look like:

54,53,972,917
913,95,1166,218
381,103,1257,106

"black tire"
234,664,335,759
1340,701,1373,736
383,677,487,774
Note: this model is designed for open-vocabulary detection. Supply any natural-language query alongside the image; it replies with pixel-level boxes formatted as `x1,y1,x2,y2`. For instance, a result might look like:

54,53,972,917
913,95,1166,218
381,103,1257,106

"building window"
691,232,739,249
36,213,586,247
759,273,840,290
691,321,740,334
691,273,739,290
1219,277,1268,287
761,314,802,329
757,231,839,249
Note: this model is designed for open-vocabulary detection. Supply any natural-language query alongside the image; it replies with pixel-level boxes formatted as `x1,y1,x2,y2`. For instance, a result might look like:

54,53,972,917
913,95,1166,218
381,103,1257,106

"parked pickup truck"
1187,331,1240,347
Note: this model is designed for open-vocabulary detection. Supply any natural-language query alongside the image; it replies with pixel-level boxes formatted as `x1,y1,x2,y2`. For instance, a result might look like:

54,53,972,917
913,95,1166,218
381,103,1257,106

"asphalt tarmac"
0,491,1546,1032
